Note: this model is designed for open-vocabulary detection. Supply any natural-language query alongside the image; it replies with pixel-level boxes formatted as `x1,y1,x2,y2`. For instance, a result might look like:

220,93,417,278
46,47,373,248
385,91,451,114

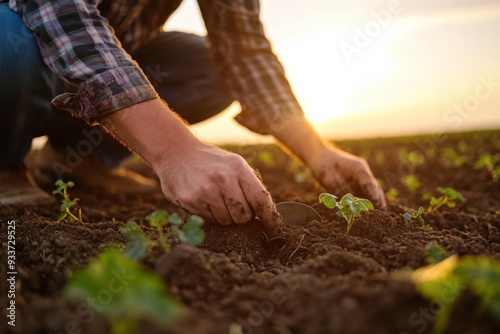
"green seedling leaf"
146,210,206,251
319,193,374,234
425,242,449,265
147,210,170,228
66,248,183,333
428,187,465,212
168,213,183,225
410,255,500,334
257,150,275,167
52,180,80,222
173,215,205,246
437,187,465,202
475,153,500,182
398,149,424,167
319,193,338,209
403,207,429,229
120,220,154,261
402,175,421,193
386,188,399,202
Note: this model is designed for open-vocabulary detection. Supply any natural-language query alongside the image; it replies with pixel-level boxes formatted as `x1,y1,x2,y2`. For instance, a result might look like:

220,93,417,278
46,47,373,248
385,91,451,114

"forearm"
269,116,328,166
99,99,199,171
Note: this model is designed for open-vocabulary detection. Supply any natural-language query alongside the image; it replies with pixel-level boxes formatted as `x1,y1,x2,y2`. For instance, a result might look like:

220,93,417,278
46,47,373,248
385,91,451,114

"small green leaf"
147,210,170,228
65,248,183,331
402,175,421,193
403,213,412,221
319,193,338,209
168,213,183,225
257,150,275,167
120,220,154,261
437,187,464,202
174,215,205,246
425,242,449,265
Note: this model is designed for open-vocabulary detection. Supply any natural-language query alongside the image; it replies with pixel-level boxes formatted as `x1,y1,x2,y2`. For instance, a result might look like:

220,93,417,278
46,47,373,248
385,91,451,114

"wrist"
270,116,328,166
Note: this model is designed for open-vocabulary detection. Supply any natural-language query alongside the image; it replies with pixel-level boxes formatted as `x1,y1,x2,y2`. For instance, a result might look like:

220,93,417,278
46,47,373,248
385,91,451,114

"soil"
1,130,500,334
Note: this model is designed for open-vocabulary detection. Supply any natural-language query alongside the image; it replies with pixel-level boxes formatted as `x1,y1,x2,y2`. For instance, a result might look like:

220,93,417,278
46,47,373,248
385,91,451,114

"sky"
162,0,500,144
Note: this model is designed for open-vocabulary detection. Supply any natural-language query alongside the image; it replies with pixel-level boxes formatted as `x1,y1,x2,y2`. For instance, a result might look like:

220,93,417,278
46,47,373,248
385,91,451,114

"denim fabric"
0,3,233,168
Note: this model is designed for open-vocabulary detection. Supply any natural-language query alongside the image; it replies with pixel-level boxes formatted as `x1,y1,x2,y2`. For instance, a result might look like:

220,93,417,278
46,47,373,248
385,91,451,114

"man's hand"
307,143,386,208
270,116,387,209
156,143,283,235
101,99,283,235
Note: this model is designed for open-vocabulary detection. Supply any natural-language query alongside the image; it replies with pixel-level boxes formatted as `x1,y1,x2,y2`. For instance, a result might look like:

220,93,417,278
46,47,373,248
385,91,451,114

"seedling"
319,193,374,234
120,220,155,261
375,151,385,164
257,150,275,167
441,148,467,167
65,248,183,334
385,188,399,202
402,174,421,193
411,255,500,334
52,179,80,222
427,187,464,212
146,210,205,251
398,148,425,167
424,242,448,265
287,159,311,184
475,153,500,182
403,207,430,229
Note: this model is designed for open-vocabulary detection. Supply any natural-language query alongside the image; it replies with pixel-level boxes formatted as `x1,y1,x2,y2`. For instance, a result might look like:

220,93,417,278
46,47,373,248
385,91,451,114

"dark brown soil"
1,130,500,334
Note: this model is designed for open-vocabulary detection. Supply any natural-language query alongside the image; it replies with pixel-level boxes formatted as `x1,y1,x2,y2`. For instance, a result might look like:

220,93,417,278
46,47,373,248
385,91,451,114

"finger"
177,200,217,224
189,182,233,225
223,190,253,224
350,167,387,209
239,169,284,237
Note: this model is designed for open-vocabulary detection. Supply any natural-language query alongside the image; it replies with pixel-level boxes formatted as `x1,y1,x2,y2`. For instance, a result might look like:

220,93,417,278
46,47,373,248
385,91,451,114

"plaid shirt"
5,0,304,133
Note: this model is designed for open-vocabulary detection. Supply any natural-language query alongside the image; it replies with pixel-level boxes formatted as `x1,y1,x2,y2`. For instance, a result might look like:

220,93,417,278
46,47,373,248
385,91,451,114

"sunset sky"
165,0,500,143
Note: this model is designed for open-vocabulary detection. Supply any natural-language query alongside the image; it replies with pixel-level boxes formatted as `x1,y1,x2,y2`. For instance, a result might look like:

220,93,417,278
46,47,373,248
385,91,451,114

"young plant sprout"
398,148,425,167
424,242,448,265
257,150,275,167
146,209,205,250
120,220,155,261
319,193,374,234
403,207,430,229
52,179,80,222
402,174,421,193
475,153,500,182
441,148,467,168
410,255,500,334
65,248,183,334
385,188,399,202
427,187,464,212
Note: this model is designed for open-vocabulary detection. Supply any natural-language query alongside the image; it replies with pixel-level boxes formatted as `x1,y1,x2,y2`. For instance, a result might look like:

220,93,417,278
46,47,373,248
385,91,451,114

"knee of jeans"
0,7,45,81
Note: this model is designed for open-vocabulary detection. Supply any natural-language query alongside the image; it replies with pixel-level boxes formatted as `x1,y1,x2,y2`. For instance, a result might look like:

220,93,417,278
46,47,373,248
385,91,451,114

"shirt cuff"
52,66,158,124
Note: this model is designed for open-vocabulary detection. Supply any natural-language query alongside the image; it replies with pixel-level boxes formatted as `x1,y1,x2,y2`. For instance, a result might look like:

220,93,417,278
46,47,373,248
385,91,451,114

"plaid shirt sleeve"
197,0,305,135
9,0,158,124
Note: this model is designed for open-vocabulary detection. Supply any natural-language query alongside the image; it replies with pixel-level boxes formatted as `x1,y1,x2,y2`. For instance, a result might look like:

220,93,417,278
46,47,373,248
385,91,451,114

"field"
1,130,500,334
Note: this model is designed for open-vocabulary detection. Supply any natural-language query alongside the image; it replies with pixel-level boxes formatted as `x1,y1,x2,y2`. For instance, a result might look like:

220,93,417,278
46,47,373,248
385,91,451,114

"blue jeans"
0,3,233,168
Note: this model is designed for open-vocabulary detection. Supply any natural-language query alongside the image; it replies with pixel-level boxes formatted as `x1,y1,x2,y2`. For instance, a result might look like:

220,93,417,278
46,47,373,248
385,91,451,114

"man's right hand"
101,99,283,236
